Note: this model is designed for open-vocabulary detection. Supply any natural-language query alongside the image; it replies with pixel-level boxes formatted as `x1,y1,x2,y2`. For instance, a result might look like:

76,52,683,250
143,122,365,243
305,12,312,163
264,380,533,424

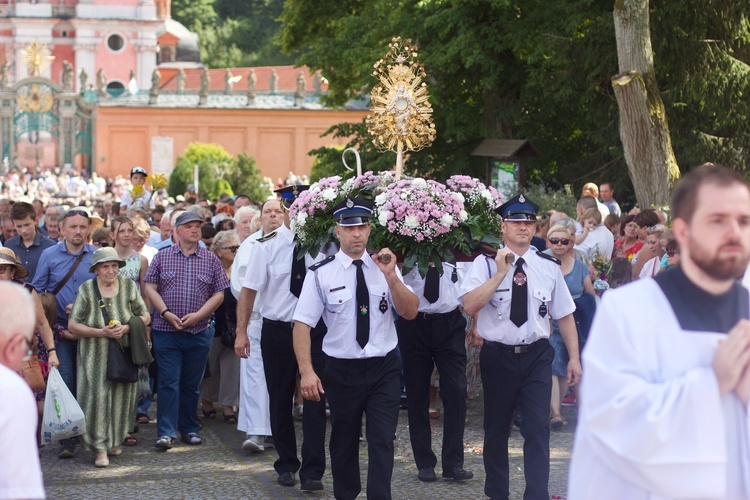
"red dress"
613,240,643,261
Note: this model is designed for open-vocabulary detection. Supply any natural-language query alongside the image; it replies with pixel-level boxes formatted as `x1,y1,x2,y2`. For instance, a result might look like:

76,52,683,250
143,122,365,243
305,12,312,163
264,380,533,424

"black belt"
417,308,460,321
262,318,293,327
485,338,547,354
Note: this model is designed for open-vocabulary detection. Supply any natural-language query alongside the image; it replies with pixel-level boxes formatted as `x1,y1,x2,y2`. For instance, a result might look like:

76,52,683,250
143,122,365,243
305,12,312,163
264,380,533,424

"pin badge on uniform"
513,273,527,286
360,305,368,316
539,303,547,318
379,295,388,313
451,267,458,283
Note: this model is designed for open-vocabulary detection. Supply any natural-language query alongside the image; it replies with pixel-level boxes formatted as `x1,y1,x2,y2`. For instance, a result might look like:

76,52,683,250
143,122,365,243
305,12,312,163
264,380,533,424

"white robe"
569,279,750,499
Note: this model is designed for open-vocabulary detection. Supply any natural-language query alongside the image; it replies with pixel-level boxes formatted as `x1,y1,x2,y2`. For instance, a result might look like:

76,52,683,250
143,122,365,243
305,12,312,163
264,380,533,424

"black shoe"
300,478,324,491
57,439,75,459
278,472,296,487
418,467,437,482
442,467,474,481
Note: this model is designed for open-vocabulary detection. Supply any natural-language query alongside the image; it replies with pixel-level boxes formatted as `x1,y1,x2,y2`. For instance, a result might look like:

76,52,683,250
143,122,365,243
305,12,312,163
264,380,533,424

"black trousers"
481,339,553,500
396,309,467,472
260,319,326,479
301,323,328,482
324,349,401,500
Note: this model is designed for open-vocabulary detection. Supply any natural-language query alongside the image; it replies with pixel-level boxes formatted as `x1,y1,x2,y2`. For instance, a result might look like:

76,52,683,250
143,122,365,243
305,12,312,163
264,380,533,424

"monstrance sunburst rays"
22,40,55,77
366,37,435,179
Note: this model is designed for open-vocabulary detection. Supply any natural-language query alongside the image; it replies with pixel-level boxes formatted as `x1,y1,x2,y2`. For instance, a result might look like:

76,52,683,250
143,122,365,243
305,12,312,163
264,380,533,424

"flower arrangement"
370,177,467,276
289,171,391,258
149,173,168,191
445,175,505,251
588,249,612,296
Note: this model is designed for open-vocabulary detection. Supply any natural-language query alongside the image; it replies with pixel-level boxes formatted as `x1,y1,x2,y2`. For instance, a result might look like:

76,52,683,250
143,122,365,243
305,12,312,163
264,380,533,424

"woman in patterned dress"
68,248,150,467
110,216,148,291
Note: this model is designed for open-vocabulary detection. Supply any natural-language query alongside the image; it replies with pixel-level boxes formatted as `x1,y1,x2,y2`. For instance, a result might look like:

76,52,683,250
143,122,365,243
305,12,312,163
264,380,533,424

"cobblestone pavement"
41,392,577,499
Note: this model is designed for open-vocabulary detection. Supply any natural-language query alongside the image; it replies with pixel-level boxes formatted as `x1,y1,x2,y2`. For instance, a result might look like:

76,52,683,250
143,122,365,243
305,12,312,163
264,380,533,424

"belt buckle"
514,346,523,354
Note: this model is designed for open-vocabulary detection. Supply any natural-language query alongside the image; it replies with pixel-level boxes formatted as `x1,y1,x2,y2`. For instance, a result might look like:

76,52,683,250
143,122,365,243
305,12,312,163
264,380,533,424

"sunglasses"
666,251,679,257
95,241,110,247
221,245,239,252
63,209,90,220
549,237,571,245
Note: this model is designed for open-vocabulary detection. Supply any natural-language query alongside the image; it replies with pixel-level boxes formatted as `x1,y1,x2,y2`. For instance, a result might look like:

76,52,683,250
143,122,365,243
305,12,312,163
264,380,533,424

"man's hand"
180,312,201,329
567,358,583,387
373,248,397,275
495,248,514,278
65,303,73,315
467,324,483,348
300,370,325,402
234,332,250,359
713,320,750,394
735,362,750,408
164,311,184,330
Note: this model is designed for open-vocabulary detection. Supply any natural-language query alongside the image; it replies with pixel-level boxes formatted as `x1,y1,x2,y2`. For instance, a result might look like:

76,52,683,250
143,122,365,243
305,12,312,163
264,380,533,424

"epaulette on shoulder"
536,251,561,265
310,255,335,271
257,230,278,243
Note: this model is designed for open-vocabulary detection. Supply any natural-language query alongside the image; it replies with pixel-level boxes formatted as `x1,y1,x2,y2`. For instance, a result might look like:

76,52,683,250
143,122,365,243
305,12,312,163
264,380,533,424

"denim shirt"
4,231,56,283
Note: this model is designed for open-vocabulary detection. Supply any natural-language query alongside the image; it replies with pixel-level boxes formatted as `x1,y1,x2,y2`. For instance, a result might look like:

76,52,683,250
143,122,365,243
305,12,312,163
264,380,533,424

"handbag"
220,318,237,349
18,354,46,393
93,280,139,384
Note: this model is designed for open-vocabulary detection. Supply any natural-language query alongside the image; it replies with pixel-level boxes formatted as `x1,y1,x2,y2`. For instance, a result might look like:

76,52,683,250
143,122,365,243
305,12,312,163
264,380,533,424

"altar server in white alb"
569,163,750,499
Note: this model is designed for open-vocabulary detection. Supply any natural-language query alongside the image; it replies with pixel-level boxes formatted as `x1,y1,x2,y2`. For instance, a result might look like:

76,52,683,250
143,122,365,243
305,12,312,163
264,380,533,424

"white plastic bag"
41,367,86,444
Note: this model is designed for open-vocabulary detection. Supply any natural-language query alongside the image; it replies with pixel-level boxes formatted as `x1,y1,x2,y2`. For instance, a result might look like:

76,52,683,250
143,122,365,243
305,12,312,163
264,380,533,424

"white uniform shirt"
232,228,264,323
460,249,575,345
403,262,467,314
574,224,614,262
120,187,153,208
0,364,45,500
242,224,318,322
293,250,412,359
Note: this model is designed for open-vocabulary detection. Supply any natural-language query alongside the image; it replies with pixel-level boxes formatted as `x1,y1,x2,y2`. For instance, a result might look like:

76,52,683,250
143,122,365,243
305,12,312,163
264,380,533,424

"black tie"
424,266,440,304
290,245,306,298
510,257,528,327
353,259,370,349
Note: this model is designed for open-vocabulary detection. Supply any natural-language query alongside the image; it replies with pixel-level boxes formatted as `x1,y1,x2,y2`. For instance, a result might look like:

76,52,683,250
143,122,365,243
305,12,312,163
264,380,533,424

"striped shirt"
144,243,229,333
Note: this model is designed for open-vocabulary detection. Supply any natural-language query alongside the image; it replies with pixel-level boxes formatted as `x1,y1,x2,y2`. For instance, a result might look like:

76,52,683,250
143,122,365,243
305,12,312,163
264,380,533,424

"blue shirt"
32,241,97,328
3,231,55,283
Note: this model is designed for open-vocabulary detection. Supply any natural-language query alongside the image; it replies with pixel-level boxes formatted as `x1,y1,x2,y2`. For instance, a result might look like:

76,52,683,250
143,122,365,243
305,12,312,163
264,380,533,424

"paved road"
41,392,577,499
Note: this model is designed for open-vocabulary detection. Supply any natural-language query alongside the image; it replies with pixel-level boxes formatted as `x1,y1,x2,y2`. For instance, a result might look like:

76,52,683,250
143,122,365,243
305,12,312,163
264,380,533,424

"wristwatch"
160,308,170,319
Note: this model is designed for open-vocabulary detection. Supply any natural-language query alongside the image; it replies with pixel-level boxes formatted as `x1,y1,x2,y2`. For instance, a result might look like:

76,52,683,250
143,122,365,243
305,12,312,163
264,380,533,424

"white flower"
295,212,308,227
321,188,337,201
341,178,354,193
378,210,390,226
375,192,388,206
481,189,493,201
459,210,468,221
454,192,465,203
400,192,408,200
405,215,419,228
412,178,427,189
440,214,453,227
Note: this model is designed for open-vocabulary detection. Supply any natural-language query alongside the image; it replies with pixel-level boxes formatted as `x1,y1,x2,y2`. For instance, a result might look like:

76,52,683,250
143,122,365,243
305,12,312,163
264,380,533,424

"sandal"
202,408,217,419
121,434,138,446
136,413,150,424
550,415,567,430
223,413,237,424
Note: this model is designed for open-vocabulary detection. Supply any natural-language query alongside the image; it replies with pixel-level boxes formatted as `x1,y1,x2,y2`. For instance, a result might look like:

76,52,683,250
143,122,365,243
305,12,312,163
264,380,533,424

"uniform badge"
519,194,525,203
360,305,368,316
346,198,354,208
379,295,388,313
513,272,526,286
539,303,547,318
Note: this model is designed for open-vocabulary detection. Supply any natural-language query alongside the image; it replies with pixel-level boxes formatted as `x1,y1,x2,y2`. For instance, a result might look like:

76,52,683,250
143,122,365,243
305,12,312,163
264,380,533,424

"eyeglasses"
63,209,90,220
95,241,110,247
0,264,12,274
666,250,679,257
549,237,571,245
221,245,239,252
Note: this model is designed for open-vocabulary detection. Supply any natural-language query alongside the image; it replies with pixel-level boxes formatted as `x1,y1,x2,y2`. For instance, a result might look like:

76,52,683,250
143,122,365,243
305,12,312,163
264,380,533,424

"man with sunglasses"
570,164,750,499
235,185,329,492
32,207,96,459
0,281,44,500
461,194,581,500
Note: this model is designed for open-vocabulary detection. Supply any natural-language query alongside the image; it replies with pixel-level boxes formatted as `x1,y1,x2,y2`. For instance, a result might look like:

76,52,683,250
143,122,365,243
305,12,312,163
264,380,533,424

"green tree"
229,153,273,202
193,19,243,69
171,0,218,31
169,142,237,200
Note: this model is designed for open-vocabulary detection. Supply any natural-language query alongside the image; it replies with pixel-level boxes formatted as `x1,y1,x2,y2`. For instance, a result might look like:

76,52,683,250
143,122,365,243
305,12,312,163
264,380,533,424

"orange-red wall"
95,106,368,181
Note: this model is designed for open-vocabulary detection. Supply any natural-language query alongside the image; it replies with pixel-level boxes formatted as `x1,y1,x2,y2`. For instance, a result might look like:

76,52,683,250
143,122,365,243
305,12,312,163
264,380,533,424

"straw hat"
0,248,29,280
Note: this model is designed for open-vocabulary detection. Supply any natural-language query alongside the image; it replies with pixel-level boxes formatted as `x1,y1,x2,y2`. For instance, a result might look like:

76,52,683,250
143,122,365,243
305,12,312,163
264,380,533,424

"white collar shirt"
574,224,614,262
459,248,575,344
403,262,468,314
293,250,412,359
241,224,320,322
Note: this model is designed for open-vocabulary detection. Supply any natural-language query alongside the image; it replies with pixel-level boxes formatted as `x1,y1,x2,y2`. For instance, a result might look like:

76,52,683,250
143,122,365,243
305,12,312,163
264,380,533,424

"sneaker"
242,435,264,452
180,432,202,445
562,389,576,406
57,439,75,459
154,436,175,450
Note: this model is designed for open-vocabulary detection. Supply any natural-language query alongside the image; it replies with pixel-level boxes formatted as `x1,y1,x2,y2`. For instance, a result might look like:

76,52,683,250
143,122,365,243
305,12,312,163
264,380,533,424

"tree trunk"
612,0,679,208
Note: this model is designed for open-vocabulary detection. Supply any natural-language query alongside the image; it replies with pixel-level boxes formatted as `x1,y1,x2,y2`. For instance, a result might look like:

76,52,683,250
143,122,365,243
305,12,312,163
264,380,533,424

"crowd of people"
1,162,749,500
